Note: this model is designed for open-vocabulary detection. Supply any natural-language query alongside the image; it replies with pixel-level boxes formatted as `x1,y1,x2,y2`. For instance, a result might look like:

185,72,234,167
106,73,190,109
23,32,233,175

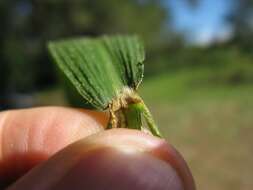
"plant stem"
123,102,162,137
108,96,162,137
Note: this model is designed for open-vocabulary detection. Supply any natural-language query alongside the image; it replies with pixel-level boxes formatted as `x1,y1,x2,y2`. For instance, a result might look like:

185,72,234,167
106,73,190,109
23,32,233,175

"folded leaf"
48,35,144,110
48,35,161,137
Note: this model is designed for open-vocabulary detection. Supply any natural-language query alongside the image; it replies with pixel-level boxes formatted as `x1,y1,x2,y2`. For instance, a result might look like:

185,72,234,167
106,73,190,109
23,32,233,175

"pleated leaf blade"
48,35,145,110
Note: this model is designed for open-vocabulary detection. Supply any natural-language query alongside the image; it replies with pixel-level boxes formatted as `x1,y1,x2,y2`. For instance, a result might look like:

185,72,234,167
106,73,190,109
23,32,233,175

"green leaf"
48,35,144,110
48,35,162,137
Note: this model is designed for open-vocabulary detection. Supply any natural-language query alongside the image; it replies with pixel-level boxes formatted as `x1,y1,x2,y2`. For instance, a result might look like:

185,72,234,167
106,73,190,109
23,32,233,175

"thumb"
8,129,195,190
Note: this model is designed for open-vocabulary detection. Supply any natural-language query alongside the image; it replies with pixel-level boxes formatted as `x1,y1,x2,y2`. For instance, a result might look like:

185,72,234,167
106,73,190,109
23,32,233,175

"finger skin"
0,107,108,185
0,107,195,190
8,129,196,190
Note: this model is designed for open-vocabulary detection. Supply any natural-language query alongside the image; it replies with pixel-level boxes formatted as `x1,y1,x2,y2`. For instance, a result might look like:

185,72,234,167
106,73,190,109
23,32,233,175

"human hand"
0,107,195,190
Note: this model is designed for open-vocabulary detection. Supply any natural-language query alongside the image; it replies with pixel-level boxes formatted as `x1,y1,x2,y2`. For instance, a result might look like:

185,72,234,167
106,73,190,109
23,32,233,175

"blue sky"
166,0,234,45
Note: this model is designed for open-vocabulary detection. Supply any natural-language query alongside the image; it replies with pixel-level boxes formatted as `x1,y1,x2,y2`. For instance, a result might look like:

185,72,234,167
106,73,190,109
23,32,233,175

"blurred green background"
0,0,253,189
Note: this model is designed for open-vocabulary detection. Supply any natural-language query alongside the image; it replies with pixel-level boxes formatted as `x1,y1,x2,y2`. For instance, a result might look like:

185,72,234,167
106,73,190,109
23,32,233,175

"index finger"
0,106,108,186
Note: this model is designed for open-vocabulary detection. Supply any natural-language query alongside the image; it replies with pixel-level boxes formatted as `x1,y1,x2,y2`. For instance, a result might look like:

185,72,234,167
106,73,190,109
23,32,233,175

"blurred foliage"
0,0,252,108
146,43,253,86
0,0,167,94
227,0,253,51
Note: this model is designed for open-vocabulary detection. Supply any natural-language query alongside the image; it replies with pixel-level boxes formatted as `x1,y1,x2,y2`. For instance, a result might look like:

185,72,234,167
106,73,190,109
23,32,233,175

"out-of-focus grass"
140,67,253,103
140,69,253,190
36,67,253,190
